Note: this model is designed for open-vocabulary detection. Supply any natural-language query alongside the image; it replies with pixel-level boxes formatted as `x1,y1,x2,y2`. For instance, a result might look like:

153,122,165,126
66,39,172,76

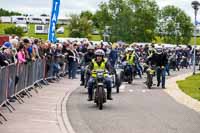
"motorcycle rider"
80,45,95,86
87,49,114,101
122,47,135,80
150,46,168,89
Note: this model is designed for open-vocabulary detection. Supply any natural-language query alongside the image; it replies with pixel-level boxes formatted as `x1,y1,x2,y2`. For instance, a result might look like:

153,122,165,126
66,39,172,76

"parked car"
27,17,43,24
57,27,64,34
16,24,28,32
0,17,12,23
92,29,100,35
35,25,48,34
12,16,27,24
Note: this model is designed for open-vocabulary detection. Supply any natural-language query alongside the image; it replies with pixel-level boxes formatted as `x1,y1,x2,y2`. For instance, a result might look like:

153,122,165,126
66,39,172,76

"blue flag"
48,0,60,43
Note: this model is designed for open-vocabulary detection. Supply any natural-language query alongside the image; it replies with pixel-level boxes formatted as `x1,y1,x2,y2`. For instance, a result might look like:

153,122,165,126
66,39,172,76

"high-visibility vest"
91,59,107,78
126,54,135,65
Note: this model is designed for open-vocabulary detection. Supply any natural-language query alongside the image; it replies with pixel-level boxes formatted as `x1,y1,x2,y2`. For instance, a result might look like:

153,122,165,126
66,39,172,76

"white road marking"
31,109,57,113
31,119,58,124
120,89,125,92
129,89,134,93
142,90,146,93
120,85,126,90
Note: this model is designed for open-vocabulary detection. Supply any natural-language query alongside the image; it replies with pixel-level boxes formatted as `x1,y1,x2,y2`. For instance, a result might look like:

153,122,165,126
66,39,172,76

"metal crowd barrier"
0,59,54,123
0,58,70,123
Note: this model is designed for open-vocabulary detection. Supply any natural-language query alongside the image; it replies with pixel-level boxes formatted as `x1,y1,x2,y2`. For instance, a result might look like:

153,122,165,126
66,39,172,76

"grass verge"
0,23,102,41
177,74,200,101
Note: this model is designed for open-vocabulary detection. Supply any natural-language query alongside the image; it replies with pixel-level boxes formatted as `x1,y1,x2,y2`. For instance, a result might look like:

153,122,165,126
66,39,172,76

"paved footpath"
67,69,200,133
0,78,79,133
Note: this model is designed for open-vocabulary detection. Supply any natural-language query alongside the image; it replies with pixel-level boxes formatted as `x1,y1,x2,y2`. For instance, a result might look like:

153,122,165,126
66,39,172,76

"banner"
48,0,60,43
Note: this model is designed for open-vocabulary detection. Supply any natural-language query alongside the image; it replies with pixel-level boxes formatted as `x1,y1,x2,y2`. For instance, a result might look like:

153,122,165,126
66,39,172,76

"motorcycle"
93,70,107,110
84,65,90,88
121,61,133,84
108,71,122,93
146,65,155,89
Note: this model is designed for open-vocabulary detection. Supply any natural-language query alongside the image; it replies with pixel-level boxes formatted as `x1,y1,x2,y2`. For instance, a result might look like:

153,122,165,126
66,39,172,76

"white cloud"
0,0,198,21
156,0,195,21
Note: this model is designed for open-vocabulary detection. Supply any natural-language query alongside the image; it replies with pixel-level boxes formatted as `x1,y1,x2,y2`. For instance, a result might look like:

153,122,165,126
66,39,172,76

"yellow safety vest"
126,54,135,65
92,59,107,78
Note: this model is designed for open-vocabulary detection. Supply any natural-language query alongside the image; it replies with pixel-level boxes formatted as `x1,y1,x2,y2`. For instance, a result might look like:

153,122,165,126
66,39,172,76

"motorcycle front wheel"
97,86,104,110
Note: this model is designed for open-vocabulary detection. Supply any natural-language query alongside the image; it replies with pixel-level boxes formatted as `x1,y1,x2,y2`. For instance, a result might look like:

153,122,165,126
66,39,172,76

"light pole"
176,23,180,45
192,1,200,75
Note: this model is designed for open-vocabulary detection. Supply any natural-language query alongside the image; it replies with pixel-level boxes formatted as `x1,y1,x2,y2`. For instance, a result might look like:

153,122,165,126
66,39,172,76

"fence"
0,58,68,124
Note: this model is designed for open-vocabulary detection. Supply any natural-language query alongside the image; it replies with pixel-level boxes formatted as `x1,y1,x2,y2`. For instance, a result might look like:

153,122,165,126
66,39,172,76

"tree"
0,8,21,16
92,2,113,29
129,0,159,42
68,14,92,38
109,0,134,42
93,0,159,43
80,11,93,20
158,5,193,44
40,14,49,17
4,26,24,37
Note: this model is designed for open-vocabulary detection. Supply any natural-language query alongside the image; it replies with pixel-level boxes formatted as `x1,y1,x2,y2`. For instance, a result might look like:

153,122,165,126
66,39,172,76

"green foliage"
158,5,193,44
92,0,193,44
130,0,159,42
177,74,200,101
80,11,93,20
0,23,100,41
4,26,24,37
0,8,21,16
93,0,159,43
109,0,134,42
92,2,113,29
68,14,92,38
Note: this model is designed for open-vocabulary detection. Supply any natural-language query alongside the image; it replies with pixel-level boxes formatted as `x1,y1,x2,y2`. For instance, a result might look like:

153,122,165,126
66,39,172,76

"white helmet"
156,46,163,53
126,47,134,52
87,45,95,50
95,49,105,56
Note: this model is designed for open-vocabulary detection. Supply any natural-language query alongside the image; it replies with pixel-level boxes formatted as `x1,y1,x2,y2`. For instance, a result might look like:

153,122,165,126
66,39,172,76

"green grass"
88,34,102,41
0,23,101,41
177,74,200,101
24,24,70,40
0,23,15,34
190,37,200,45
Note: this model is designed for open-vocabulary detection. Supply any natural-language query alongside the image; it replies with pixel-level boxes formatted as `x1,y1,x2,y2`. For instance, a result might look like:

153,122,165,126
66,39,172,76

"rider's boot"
80,81,84,86
88,94,93,101
107,90,113,100
157,82,160,87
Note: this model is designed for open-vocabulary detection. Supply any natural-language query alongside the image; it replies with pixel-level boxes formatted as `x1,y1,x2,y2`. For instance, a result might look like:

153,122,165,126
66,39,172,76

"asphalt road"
66,69,200,133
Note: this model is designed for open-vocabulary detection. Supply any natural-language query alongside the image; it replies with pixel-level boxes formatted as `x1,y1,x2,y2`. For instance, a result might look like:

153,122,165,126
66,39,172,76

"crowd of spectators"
1,36,200,81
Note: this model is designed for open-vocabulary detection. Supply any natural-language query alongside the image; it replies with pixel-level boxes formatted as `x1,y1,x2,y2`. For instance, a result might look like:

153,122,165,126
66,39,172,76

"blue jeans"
156,67,166,87
165,64,170,76
124,65,133,79
68,61,77,79
53,63,60,77
110,59,117,68
87,77,112,96
80,67,85,83
135,63,142,78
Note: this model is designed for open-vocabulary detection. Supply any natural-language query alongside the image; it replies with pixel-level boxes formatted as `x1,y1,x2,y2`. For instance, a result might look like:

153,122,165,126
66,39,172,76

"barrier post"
0,111,7,122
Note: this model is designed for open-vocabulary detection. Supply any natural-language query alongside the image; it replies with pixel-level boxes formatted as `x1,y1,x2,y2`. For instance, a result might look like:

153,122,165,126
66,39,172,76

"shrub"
4,26,24,37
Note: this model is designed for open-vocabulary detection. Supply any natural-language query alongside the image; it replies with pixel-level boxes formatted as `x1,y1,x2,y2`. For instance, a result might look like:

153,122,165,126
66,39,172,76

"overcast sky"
0,0,197,21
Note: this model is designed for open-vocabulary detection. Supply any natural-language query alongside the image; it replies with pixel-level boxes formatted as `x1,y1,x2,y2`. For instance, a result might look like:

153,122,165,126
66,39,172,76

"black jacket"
83,52,95,66
151,52,168,67
0,52,8,67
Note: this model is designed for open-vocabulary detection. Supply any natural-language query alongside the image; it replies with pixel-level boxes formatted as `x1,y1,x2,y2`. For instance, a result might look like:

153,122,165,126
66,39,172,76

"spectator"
67,44,77,79
17,44,26,64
